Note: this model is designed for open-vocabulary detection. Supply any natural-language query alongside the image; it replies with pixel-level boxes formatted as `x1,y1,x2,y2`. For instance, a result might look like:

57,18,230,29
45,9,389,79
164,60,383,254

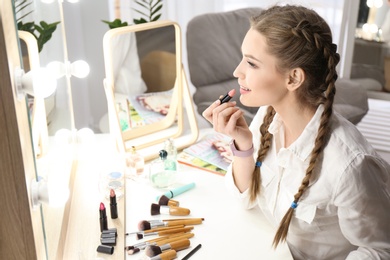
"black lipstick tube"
110,189,118,219
100,203,108,232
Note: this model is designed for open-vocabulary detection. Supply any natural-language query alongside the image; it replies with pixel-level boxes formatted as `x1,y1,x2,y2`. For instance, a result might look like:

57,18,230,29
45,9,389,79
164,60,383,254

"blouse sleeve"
333,153,390,259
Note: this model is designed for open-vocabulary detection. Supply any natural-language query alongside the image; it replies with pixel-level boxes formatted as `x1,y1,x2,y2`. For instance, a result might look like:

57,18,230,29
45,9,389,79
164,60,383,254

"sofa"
186,7,369,125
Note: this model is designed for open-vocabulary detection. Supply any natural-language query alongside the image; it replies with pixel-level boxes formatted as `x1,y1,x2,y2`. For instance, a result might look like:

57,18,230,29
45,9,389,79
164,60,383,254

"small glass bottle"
163,138,178,171
149,149,177,188
125,146,145,178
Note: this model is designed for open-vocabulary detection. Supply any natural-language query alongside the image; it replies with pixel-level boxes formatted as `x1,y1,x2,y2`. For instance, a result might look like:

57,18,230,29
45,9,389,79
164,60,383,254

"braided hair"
248,5,340,247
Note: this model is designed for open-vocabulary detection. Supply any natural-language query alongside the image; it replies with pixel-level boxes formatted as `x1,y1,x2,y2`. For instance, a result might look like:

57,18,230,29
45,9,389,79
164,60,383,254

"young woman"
202,5,390,259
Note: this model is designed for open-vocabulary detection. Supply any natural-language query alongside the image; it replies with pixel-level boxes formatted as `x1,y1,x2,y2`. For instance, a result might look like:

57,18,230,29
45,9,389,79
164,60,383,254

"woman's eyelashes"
247,60,257,68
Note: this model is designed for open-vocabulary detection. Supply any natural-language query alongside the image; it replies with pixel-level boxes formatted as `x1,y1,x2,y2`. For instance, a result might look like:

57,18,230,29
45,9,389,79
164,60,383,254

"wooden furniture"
0,1,45,258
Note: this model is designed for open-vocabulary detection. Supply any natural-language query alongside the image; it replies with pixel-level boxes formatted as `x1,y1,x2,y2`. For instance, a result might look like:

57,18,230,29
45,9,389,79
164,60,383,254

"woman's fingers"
202,99,222,122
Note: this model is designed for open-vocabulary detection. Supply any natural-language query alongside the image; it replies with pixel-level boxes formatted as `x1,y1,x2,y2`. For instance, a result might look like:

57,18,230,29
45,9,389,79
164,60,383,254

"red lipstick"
100,202,108,231
219,89,235,104
110,189,118,219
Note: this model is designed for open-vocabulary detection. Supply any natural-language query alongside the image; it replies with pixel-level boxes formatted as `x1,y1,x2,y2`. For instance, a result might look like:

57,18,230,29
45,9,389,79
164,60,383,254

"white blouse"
225,105,390,259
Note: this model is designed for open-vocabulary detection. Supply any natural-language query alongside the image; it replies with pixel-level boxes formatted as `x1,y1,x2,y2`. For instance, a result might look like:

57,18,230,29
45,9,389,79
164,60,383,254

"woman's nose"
233,62,243,79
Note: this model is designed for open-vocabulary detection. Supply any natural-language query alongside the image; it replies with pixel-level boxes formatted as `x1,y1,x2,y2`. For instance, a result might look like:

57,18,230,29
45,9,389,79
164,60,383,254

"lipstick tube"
100,202,108,232
110,189,118,219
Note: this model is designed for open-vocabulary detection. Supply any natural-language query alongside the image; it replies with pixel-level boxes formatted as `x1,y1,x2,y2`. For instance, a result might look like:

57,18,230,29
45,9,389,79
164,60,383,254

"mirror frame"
103,20,199,160
18,30,49,158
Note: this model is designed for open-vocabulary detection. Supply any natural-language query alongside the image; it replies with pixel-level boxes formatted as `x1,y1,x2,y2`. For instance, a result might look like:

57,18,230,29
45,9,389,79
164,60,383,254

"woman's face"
233,28,290,108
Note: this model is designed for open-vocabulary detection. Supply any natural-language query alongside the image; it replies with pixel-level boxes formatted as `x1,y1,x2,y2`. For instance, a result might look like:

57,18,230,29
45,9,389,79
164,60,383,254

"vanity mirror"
103,20,199,160
18,30,51,158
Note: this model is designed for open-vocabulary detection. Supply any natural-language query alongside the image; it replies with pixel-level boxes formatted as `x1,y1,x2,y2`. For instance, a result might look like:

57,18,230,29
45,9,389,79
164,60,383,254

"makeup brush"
145,238,191,257
126,225,185,235
125,232,195,251
182,244,202,260
126,232,195,255
150,249,177,260
151,203,190,216
138,218,204,231
158,195,180,206
136,226,194,240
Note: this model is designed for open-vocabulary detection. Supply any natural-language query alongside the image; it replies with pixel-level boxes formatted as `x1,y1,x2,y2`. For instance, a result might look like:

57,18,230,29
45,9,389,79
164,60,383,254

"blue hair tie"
255,161,262,167
291,201,298,209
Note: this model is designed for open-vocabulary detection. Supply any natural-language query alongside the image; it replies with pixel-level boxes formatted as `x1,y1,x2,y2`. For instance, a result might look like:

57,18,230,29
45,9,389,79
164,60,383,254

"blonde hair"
248,5,340,247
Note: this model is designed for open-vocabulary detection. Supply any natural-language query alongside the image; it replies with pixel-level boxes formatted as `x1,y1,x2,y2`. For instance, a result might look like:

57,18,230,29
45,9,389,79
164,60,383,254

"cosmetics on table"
99,202,108,232
182,244,202,260
149,150,177,188
110,189,118,219
155,182,196,201
150,203,191,216
163,138,178,171
125,146,145,178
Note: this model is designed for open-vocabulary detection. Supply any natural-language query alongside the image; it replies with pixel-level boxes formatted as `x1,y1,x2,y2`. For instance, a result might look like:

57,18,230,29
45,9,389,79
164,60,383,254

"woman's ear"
287,68,305,91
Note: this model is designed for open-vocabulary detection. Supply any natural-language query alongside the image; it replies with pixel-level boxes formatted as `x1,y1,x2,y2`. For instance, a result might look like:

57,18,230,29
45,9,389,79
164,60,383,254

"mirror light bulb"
71,60,90,78
21,68,57,98
47,61,66,79
47,60,90,79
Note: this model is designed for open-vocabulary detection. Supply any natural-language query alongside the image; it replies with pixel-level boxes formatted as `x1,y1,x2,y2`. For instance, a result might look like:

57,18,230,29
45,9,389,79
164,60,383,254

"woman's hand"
202,90,252,150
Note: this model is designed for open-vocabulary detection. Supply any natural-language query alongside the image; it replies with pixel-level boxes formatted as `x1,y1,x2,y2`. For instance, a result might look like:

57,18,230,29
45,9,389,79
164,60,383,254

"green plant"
101,19,128,29
102,0,163,29
132,0,163,24
14,0,60,53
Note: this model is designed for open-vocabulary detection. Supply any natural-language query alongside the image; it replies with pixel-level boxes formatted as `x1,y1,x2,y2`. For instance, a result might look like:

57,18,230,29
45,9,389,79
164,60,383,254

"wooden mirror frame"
103,20,199,160
18,30,49,158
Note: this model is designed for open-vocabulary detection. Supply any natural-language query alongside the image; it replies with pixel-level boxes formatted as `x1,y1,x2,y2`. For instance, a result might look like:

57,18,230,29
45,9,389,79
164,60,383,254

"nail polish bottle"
125,146,145,178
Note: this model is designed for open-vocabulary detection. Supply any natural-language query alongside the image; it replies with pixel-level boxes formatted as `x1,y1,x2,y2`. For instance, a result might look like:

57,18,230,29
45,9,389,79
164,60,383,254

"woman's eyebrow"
244,54,262,63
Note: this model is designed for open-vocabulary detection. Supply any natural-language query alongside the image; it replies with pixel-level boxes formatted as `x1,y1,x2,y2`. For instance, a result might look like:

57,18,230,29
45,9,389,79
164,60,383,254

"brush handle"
157,226,193,236
150,249,177,260
156,232,195,245
166,218,203,226
144,225,184,233
169,206,190,216
167,199,179,207
165,238,191,251
156,232,194,246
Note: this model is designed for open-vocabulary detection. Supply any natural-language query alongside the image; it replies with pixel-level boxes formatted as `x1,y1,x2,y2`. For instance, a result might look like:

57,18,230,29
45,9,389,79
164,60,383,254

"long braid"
250,106,275,201
272,18,340,248
249,106,276,202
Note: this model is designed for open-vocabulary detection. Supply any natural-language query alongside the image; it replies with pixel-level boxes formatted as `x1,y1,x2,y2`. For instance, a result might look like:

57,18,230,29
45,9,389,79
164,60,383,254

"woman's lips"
239,85,251,94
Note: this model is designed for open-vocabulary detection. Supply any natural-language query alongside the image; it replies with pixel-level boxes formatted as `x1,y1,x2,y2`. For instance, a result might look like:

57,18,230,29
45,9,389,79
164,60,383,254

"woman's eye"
247,61,257,68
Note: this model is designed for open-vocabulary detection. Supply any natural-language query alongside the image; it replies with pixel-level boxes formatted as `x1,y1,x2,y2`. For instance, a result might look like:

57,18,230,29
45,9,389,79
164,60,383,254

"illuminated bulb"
71,60,90,78
47,61,66,79
55,128,73,145
16,67,57,99
55,128,94,145
366,0,383,8
31,177,69,208
362,23,370,33
369,24,379,34
76,127,95,144
47,60,90,79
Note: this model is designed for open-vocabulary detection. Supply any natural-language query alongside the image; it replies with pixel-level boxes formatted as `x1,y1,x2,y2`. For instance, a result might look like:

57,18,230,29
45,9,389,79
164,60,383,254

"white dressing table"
61,133,292,259
125,157,293,259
